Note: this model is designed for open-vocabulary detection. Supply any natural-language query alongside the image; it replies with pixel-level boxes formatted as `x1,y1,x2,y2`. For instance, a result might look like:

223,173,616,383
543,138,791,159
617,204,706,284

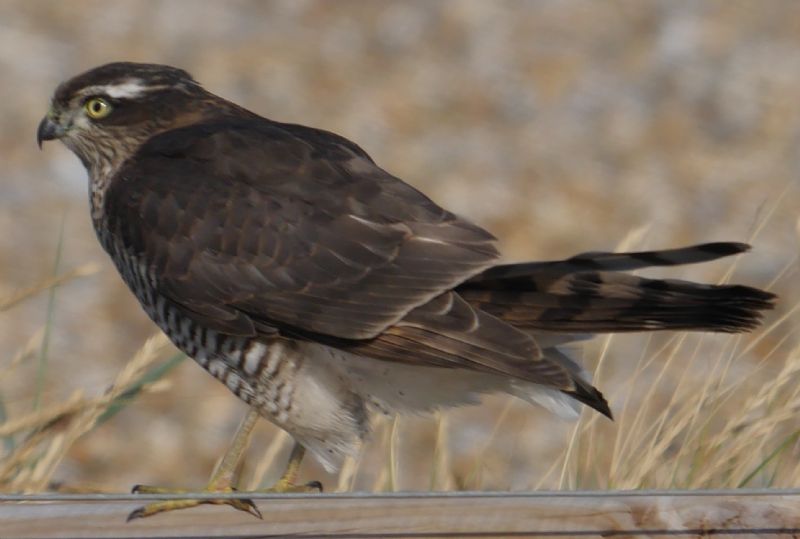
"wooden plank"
0,490,799,538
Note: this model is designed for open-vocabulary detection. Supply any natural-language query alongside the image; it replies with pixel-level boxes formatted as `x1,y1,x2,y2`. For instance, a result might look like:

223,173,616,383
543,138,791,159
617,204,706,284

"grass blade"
95,352,186,426
737,429,800,488
33,214,67,411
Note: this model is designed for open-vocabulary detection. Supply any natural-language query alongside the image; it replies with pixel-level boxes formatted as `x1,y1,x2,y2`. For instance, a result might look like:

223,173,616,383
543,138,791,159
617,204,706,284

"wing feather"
333,292,575,390
104,119,499,340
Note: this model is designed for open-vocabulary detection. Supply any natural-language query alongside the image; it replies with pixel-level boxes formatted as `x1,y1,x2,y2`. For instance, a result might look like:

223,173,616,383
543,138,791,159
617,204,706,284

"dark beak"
37,116,63,149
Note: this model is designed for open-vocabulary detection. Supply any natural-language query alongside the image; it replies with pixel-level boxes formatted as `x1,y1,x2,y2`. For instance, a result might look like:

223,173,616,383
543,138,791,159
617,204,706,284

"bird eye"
84,97,112,119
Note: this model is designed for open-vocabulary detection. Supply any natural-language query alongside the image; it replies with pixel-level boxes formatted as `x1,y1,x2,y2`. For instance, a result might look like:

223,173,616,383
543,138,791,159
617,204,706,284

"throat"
88,165,116,222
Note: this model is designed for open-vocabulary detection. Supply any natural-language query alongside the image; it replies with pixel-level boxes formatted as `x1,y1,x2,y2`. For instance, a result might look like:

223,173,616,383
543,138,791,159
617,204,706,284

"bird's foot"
128,483,262,521
127,479,322,521
126,411,318,521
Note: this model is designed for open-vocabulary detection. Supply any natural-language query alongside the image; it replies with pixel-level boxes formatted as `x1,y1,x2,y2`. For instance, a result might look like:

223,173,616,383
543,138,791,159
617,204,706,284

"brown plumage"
38,62,775,476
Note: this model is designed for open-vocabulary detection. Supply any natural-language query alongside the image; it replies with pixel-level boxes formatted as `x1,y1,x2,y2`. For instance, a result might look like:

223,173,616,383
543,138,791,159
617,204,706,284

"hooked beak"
37,116,65,149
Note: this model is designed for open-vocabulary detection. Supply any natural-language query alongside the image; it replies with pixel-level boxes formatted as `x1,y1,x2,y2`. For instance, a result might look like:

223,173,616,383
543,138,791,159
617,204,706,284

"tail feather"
458,243,775,334
467,242,751,283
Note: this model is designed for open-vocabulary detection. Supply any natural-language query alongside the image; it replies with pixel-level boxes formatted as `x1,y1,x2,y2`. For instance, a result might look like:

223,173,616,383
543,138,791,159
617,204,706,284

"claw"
126,507,146,522
305,480,323,492
232,497,263,520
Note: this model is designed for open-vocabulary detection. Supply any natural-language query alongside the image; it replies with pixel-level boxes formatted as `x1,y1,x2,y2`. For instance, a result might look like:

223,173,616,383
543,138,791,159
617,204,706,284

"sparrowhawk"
37,62,775,519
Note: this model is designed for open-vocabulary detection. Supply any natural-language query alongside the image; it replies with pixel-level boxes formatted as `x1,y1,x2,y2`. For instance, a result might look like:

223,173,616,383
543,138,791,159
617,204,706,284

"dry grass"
0,264,99,313
0,332,177,492
542,207,800,491
0,272,183,493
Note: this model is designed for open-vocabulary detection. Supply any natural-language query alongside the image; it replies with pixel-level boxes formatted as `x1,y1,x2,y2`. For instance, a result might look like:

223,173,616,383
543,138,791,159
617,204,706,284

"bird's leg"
128,408,262,520
128,408,322,521
256,442,322,494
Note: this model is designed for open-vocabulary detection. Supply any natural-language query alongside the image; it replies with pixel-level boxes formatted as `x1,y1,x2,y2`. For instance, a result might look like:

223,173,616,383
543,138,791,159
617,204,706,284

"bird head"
37,62,214,175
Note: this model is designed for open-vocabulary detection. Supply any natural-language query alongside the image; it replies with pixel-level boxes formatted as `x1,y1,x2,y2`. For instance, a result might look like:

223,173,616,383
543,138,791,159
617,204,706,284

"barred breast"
94,219,372,469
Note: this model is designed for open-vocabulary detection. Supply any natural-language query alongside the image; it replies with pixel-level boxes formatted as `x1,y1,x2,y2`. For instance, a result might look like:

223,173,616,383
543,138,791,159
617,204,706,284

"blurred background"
0,0,797,494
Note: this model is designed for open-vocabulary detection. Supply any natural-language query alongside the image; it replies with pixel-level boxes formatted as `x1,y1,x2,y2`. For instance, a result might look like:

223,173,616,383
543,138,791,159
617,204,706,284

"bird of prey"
38,62,775,519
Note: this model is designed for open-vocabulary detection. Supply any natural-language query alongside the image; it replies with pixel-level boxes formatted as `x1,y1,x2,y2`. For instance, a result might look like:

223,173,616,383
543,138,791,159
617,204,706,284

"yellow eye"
84,97,112,119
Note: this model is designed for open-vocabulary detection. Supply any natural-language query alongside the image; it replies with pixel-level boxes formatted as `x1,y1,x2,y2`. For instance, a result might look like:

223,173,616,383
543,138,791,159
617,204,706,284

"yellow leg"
127,408,321,521
258,442,322,493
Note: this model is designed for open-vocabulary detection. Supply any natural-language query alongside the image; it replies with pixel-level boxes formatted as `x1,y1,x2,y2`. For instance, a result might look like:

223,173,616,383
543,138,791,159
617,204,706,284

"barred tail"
458,242,776,334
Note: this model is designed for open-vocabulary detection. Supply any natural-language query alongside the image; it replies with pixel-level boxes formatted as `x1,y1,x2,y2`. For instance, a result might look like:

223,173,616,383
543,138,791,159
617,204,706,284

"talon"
235,498,263,519
305,480,323,492
126,507,146,522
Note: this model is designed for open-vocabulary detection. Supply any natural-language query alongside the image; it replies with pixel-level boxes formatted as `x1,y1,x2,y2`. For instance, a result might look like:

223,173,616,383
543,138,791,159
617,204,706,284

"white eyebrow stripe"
104,81,149,98
81,80,171,99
